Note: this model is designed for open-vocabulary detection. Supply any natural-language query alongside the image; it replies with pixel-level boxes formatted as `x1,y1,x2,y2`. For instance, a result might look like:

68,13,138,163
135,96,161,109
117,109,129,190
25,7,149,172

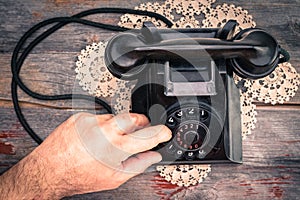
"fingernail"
131,115,138,123
153,153,162,163
148,151,162,163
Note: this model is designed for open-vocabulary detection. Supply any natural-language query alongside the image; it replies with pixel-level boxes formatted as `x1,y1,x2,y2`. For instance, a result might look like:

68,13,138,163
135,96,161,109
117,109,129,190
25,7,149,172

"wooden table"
0,0,299,199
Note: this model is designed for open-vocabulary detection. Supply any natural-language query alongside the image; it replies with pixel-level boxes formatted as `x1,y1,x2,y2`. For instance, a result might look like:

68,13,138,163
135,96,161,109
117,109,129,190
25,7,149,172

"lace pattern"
75,42,117,98
247,63,299,105
202,3,256,29
156,165,211,187
75,42,134,113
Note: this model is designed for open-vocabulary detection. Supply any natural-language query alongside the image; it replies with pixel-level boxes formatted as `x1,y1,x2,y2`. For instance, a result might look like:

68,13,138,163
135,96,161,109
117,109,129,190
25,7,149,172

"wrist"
31,129,89,198
30,150,67,199
0,149,65,199
31,144,77,199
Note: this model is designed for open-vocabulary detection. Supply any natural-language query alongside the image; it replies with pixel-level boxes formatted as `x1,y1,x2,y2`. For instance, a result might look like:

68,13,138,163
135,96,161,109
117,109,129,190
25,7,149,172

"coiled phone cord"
11,8,174,144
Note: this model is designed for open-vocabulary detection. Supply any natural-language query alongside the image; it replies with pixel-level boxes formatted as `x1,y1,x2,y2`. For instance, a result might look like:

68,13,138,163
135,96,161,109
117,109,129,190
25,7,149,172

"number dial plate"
175,121,208,151
165,107,211,160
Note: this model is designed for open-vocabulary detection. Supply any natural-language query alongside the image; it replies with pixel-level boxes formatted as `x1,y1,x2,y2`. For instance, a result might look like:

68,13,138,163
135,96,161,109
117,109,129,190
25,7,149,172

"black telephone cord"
11,8,173,144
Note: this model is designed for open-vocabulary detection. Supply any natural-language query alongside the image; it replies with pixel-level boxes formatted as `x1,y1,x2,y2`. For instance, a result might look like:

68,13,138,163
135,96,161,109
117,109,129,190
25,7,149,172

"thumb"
119,151,162,178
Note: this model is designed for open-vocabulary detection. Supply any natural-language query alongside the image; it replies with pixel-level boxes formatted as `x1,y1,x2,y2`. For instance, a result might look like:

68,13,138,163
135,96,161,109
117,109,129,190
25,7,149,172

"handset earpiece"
229,28,280,79
105,22,161,80
217,21,285,78
105,32,148,80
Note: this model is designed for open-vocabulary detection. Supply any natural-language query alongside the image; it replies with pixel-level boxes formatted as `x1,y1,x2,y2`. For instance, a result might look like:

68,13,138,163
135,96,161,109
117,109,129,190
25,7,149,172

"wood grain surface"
0,0,299,199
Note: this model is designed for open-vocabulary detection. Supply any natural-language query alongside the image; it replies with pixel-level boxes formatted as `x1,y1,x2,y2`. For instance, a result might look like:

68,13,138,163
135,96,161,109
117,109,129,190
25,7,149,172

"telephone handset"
105,20,288,80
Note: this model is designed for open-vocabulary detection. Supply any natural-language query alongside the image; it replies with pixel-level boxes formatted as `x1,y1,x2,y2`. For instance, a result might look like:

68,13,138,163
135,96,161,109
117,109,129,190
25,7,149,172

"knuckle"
69,112,86,122
112,137,135,156
112,137,125,151
101,124,123,148
89,125,101,135
112,175,126,188
73,112,96,125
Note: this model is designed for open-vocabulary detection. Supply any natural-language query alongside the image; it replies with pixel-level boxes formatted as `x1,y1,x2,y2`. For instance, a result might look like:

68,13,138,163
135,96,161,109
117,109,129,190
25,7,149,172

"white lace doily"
240,90,257,139
202,3,256,29
75,42,117,98
244,62,299,105
75,42,134,113
75,0,300,187
156,164,211,187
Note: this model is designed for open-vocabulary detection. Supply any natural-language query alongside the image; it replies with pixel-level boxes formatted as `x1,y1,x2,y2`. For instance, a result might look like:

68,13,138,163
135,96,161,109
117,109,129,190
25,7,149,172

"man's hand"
0,113,172,199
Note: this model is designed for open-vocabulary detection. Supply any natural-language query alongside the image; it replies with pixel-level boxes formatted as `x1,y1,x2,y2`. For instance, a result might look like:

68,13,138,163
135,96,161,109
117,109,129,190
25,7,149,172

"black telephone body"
105,20,285,164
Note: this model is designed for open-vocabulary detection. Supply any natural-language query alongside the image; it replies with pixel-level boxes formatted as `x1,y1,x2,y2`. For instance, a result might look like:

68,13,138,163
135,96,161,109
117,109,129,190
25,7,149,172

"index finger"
120,125,172,155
